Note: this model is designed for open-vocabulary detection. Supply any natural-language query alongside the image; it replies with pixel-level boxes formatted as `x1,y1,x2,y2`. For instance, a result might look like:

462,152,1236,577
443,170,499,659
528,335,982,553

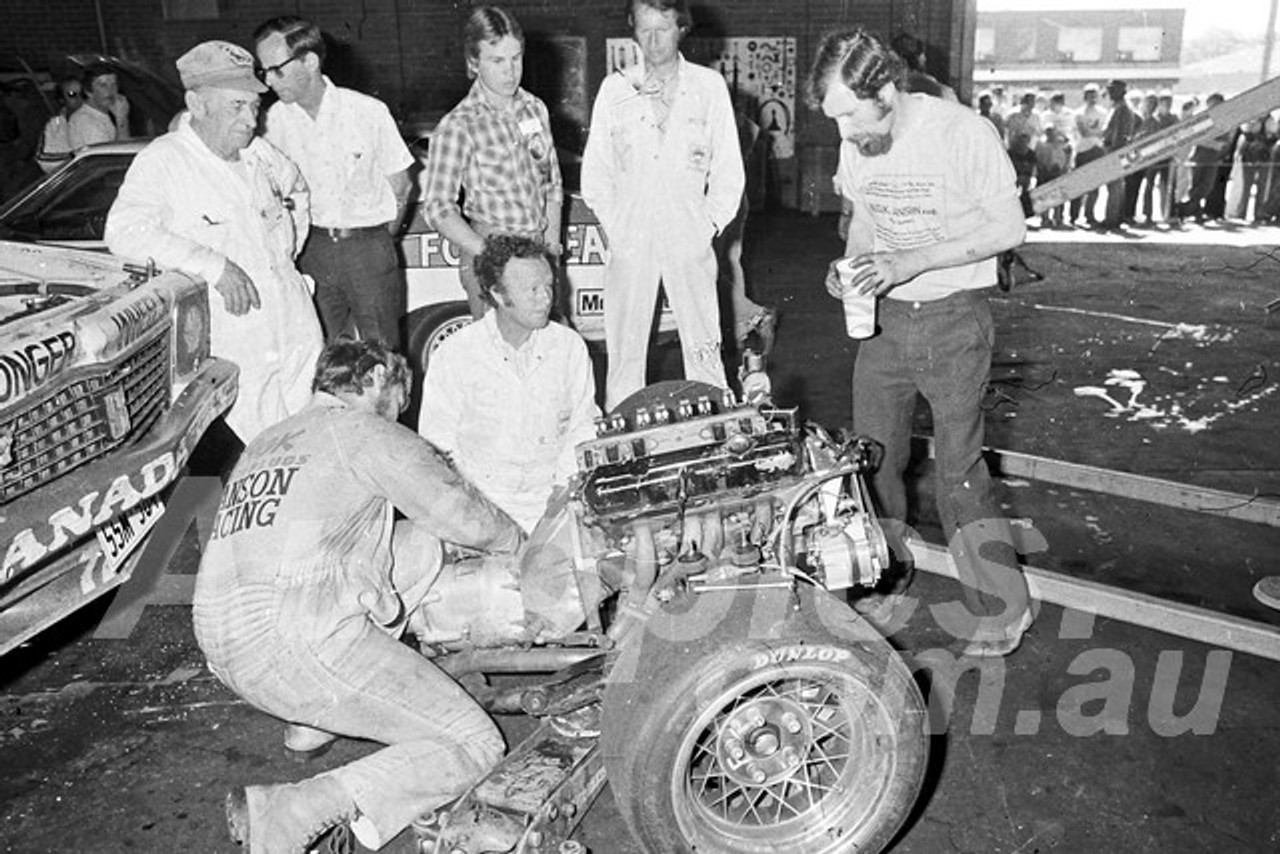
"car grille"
1,328,171,504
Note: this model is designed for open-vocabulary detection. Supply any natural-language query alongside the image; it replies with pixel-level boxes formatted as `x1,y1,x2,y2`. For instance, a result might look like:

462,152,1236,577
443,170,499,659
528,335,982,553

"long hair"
805,27,906,109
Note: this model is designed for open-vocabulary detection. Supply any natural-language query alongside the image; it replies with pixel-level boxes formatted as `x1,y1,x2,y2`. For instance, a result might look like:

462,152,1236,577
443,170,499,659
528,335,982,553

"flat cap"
176,40,267,93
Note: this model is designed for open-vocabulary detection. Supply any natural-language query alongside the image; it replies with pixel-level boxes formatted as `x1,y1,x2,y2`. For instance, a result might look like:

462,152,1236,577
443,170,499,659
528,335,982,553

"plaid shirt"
422,81,563,235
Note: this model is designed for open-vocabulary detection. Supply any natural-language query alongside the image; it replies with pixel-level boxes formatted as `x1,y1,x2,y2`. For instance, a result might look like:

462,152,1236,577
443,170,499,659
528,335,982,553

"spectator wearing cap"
1098,79,1139,230
253,16,414,350
1070,82,1107,226
105,40,322,448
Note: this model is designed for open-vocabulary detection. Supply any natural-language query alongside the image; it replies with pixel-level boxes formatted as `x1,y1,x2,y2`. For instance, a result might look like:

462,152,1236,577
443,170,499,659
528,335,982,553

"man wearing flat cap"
105,40,322,448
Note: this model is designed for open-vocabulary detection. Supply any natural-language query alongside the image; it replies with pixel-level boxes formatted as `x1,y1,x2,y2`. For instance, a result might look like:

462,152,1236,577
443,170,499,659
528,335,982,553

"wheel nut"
748,765,767,783
781,713,802,733
782,747,800,767
726,739,745,760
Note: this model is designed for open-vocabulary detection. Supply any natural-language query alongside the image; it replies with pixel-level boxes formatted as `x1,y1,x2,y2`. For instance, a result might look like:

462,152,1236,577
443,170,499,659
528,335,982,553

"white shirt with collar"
68,103,118,150
262,76,414,229
418,312,600,533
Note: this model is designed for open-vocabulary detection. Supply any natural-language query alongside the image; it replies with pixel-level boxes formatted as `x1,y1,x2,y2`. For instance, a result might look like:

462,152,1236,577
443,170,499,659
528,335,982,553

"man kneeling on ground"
195,339,526,853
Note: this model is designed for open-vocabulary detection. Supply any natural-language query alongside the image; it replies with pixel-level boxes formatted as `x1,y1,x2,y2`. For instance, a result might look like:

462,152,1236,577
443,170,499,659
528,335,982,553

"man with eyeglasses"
253,16,414,350
36,77,84,173
105,40,322,450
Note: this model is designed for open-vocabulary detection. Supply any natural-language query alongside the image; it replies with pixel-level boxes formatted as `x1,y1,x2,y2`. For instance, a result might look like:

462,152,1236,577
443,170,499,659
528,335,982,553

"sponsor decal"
751,644,852,669
404,224,609,270
208,465,300,540
563,223,608,265
106,291,166,353
0,331,77,405
3,451,179,582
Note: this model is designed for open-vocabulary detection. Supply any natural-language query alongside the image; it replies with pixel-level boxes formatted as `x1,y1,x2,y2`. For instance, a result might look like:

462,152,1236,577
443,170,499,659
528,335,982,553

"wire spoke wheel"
675,668,900,850
602,585,929,854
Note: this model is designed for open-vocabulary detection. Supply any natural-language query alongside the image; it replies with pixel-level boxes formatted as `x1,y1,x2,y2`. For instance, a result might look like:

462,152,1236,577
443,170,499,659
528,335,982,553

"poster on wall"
605,36,797,160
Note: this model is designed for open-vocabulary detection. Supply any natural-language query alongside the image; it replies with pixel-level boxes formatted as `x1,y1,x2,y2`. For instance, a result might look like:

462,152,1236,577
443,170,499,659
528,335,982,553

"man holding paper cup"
805,27,1033,657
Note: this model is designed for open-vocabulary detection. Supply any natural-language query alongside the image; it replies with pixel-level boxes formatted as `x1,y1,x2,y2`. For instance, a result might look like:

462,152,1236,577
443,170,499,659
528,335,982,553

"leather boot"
226,773,359,854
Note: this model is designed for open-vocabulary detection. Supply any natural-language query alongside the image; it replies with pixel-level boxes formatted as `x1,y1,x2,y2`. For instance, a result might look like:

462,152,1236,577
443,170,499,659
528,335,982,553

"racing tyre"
601,583,928,854
407,302,474,376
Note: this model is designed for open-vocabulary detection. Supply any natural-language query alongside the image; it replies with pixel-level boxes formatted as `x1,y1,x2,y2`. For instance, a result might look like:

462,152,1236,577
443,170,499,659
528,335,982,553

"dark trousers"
853,289,1030,632
301,227,405,351
1070,146,1106,222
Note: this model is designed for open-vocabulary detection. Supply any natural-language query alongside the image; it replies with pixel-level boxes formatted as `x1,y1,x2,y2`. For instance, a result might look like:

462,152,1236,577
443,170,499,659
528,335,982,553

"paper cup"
836,259,877,339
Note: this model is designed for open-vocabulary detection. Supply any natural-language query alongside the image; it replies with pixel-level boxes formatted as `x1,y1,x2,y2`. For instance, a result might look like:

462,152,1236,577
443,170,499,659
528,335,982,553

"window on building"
1057,27,1103,63
976,27,996,63
1004,25,1038,61
1117,26,1163,62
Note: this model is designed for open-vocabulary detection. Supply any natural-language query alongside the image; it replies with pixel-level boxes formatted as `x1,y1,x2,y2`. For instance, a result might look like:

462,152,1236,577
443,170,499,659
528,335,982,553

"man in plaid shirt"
423,6,563,318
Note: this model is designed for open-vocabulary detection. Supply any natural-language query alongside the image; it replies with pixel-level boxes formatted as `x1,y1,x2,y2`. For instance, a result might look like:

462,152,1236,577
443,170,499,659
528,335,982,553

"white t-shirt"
835,94,1019,302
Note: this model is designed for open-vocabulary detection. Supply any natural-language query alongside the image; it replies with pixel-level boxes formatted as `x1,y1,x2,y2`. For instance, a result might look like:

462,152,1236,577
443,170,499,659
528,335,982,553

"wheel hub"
717,697,813,785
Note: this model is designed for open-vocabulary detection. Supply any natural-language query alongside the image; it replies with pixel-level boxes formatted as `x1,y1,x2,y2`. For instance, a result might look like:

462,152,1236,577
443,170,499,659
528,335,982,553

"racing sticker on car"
2,450,180,582
402,223,609,270
0,330,77,406
752,645,853,669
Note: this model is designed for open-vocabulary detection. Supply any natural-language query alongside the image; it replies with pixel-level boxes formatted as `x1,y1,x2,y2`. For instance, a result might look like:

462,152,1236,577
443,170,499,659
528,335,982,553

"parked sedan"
0,142,668,373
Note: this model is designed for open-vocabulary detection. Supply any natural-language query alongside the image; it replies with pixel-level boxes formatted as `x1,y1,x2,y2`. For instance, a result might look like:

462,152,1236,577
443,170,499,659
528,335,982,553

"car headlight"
171,281,210,380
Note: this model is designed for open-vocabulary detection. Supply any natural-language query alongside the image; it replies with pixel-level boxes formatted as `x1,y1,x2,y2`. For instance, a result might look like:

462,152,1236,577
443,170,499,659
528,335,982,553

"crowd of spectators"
976,81,1280,230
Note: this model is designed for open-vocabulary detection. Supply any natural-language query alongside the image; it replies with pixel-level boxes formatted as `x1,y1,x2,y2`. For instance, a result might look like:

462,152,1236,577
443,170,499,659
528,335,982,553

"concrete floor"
3,211,1279,853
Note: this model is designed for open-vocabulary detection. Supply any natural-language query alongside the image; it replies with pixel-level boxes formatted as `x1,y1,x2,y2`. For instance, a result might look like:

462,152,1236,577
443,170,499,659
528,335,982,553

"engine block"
575,399,805,525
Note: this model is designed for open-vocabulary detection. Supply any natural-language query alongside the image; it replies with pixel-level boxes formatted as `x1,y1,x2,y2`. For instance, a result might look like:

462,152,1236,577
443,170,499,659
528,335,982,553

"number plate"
95,495,165,573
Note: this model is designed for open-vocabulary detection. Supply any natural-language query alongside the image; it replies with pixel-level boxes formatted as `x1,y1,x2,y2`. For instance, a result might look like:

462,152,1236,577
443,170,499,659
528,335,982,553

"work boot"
283,723,339,762
226,773,359,854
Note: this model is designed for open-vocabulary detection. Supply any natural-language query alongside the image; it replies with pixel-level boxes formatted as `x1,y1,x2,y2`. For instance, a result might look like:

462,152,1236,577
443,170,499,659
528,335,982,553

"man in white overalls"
106,40,322,447
581,0,744,411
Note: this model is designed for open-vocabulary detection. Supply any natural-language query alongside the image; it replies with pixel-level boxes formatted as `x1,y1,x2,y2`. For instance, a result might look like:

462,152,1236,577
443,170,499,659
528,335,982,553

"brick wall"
1,0,969,209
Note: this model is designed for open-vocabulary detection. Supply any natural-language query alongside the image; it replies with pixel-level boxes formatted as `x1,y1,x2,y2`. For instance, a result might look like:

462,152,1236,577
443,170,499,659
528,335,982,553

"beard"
852,132,894,157
849,97,894,157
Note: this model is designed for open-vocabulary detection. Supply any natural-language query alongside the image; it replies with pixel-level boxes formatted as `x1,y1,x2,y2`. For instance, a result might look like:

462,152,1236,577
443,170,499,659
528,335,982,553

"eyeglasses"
255,53,302,81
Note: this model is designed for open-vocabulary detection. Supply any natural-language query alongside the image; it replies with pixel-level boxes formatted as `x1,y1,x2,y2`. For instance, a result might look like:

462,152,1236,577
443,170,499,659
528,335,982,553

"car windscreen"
0,152,133,244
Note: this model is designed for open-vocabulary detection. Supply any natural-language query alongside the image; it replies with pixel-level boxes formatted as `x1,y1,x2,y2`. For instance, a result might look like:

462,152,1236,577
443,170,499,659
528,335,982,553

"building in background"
976,0,1185,103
